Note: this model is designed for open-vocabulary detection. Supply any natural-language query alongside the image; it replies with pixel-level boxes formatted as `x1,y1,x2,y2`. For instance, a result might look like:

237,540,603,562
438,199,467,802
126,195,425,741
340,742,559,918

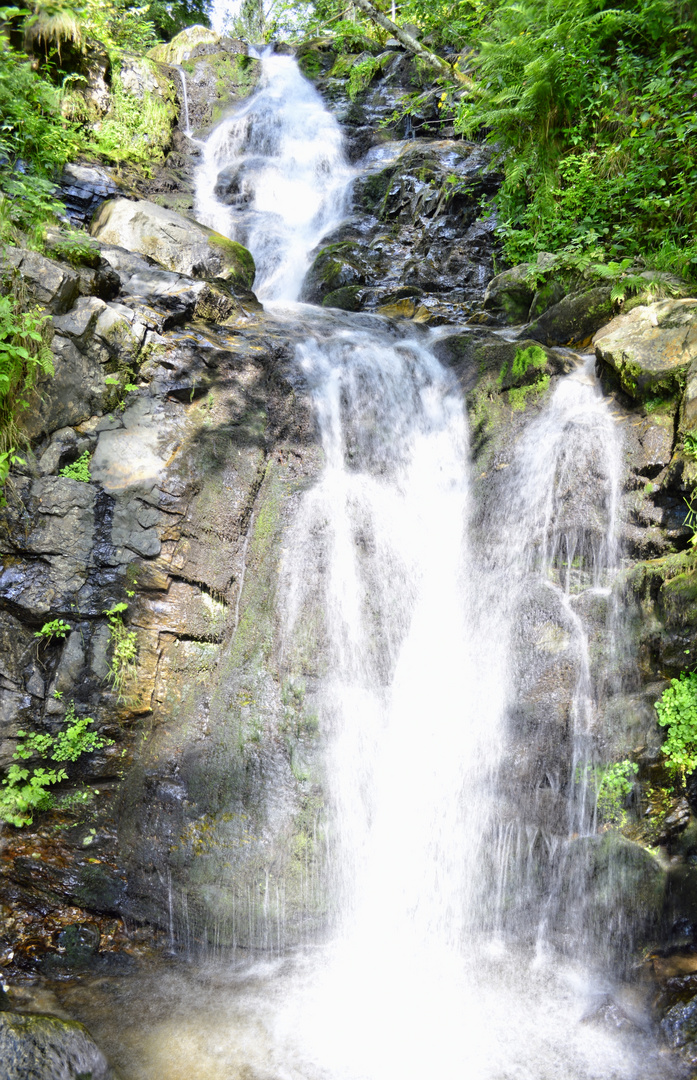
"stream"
54,49,680,1080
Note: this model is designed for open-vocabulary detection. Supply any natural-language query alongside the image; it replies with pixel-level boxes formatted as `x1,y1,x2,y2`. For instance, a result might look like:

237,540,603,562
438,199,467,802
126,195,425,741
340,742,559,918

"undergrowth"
0,701,112,827
104,602,138,700
655,671,697,779
0,273,54,456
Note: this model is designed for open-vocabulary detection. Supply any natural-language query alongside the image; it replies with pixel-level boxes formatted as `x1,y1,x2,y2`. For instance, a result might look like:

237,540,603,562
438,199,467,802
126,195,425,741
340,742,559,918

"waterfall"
174,65,193,138
181,50,677,1080
194,51,353,301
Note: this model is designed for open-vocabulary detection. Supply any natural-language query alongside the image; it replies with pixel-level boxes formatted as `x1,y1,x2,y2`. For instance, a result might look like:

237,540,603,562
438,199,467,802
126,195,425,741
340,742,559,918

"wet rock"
1,250,79,315
302,242,369,304
528,285,615,346
59,163,121,229
661,995,697,1064
560,833,666,952
594,299,697,401
91,198,256,291
483,263,534,324
0,1010,111,1079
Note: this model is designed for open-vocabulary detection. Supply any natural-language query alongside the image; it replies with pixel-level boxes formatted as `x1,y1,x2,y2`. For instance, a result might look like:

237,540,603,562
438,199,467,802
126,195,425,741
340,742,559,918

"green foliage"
0,278,54,456
456,0,697,277
348,56,382,100
82,0,161,52
512,344,547,379
594,760,638,826
46,227,100,267
92,65,177,172
59,449,91,482
655,671,697,777
684,432,697,460
0,33,82,240
0,702,111,826
146,0,211,41
104,602,138,699
24,0,84,60
35,618,71,641
0,446,25,503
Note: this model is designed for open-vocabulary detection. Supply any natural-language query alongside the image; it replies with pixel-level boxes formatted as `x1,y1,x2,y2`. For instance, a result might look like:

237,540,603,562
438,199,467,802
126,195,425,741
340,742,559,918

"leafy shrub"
0,278,54,454
655,672,697,778
455,0,697,276
104,602,138,699
0,702,111,826
595,760,638,826
59,449,91,482
35,618,71,641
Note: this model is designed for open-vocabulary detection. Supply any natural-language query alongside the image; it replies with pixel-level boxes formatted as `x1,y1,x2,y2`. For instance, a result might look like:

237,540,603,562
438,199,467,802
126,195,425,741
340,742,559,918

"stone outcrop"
91,198,256,290
595,299,697,401
0,1011,112,1080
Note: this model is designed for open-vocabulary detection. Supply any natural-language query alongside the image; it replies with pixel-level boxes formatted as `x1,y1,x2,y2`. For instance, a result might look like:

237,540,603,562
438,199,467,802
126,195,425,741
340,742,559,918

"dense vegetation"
279,0,697,281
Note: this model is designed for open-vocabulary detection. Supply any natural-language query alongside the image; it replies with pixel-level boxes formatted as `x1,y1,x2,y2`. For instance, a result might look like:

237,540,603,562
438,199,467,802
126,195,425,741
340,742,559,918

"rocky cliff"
2,27,697,1065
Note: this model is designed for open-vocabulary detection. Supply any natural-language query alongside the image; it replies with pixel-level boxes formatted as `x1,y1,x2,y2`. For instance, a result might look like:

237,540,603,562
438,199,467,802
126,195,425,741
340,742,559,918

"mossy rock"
594,299,697,402
301,242,368,303
91,198,256,290
322,285,366,311
0,1012,111,1080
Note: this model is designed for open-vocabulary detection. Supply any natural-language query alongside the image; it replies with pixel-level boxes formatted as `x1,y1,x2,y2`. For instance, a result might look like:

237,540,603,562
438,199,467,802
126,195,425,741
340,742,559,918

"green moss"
512,344,547,379
208,233,256,288
508,374,550,411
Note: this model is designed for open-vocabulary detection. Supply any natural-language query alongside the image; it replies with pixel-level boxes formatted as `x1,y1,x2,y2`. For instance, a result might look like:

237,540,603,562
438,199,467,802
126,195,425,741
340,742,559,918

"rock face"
0,1011,111,1080
595,299,697,400
91,198,256,290
2,38,697,1069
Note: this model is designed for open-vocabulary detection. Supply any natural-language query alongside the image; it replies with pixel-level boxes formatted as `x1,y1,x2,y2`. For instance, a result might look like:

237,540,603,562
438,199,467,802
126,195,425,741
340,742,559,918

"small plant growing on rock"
0,702,111,827
595,760,638,826
34,618,71,642
683,433,697,460
59,450,91,482
655,672,697,780
104,602,138,700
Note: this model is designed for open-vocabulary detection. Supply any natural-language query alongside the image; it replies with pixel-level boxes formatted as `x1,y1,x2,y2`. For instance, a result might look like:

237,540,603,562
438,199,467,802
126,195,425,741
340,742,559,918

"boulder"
301,242,369,304
594,298,697,401
90,198,256,290
148,25,247,66
1,249,80,315
661,996,697,1065
482,263,535,323
527,285,614,346
0,1011,111,1080
560,833,666,953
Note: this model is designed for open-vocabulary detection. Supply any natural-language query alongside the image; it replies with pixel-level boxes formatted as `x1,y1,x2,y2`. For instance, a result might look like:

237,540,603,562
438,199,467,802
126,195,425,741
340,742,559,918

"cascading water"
195,51,353,301
64,50,680,1080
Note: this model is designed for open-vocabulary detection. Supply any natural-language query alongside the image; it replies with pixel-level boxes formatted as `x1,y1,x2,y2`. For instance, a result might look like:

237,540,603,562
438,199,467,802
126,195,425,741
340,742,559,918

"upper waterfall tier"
194,50,353,302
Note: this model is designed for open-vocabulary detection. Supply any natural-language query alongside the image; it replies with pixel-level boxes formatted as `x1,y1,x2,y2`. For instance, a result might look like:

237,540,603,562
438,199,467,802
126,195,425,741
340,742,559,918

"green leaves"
59,449,91,482
0,701,112,826
453,0,697,275
655,672,697,777
34,617,72,642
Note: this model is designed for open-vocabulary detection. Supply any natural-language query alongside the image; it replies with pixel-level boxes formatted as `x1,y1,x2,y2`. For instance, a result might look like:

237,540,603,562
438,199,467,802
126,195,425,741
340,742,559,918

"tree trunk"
350,0,466,82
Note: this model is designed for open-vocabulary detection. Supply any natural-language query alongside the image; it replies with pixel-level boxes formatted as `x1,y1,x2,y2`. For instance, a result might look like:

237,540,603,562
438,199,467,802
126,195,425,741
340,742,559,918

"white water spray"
195,51,353,301
88,51,678,1080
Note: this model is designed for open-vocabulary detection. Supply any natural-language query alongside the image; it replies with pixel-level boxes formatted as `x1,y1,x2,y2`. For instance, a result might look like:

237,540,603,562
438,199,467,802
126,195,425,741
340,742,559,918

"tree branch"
350,0,470,84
